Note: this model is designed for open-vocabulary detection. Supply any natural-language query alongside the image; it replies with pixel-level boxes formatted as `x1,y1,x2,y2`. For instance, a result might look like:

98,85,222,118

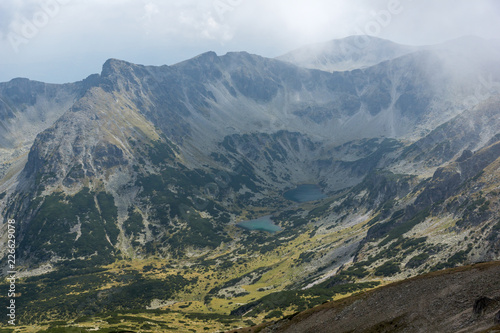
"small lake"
284,184,327,203
236,215,282,233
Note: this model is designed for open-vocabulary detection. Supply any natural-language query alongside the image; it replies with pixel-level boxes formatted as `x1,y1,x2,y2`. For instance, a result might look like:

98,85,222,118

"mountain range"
1,35,500,332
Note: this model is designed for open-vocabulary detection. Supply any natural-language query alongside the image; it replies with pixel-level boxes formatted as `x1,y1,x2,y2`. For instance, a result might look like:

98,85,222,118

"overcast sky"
0,0,499,84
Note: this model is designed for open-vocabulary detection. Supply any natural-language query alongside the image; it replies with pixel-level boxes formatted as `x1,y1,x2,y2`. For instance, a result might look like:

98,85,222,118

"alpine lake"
236,184,327,233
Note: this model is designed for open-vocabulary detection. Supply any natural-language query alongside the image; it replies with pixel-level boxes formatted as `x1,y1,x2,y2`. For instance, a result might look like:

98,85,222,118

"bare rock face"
474,297,495,315
0,76,94,184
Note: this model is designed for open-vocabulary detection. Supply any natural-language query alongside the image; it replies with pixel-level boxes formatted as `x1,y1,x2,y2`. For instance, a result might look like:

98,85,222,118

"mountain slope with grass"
0,36,500,332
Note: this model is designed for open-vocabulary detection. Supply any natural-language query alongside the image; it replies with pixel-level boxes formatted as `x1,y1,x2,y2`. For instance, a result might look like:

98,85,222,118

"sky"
0,0,499,84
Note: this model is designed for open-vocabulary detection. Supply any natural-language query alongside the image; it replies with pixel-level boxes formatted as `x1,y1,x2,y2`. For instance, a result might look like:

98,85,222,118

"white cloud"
0,0,499,83
142,2,160,22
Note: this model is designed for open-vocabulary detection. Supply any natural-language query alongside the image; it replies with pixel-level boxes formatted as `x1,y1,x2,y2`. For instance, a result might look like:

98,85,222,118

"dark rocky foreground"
230,261,500,333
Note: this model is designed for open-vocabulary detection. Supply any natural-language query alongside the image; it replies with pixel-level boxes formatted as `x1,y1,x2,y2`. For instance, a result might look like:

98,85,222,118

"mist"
0,0,499,83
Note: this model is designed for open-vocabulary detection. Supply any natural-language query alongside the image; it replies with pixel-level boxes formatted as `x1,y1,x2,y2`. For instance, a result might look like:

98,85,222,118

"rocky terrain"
0,76,96,185
0,36,500,332
231,262,500,333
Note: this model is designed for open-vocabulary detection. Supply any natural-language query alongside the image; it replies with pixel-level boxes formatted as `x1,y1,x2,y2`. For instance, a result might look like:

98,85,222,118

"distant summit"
276,35,418,72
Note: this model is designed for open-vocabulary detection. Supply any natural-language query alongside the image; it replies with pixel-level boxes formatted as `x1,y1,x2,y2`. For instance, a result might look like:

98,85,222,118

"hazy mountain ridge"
276,36,419,72
97,38,500,154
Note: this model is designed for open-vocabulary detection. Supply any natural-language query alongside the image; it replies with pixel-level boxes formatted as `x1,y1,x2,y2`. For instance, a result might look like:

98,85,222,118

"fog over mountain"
1,0,500,83
277,36,419,72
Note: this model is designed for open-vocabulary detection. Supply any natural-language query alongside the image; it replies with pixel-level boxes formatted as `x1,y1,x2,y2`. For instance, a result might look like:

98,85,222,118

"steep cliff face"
0,76,97,186
393,96,500,175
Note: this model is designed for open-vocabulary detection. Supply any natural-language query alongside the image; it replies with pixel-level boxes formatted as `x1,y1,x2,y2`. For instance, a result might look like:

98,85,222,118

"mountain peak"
335,34,400,45
195,50,218,59
277,35,418,72
173,51,219,67
101,58,135,78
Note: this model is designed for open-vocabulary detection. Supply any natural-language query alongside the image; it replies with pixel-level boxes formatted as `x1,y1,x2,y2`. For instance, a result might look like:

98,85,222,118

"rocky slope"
231,262,500,333
0,76,96,187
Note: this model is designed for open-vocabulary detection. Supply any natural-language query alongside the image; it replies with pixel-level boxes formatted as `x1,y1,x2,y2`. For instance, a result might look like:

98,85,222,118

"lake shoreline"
236,184,327,233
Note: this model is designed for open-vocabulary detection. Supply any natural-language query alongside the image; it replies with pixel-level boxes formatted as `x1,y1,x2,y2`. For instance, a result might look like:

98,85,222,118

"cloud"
0,0,40,33
142,1,160,21
0,0,499,83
